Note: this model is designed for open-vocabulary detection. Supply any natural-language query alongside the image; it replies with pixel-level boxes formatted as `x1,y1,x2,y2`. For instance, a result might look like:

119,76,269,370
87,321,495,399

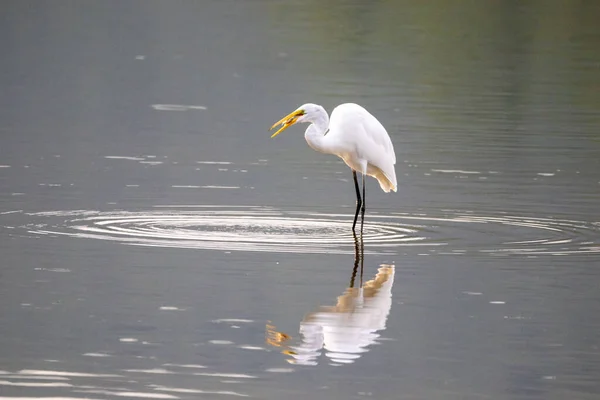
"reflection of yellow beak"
269,110,303,138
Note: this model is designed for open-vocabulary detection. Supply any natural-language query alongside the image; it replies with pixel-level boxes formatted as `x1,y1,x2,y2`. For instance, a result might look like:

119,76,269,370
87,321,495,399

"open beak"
269,110,303,138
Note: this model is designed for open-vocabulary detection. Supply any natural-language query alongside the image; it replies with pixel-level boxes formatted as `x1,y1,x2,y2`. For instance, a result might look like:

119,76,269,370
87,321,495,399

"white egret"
270,103,397,232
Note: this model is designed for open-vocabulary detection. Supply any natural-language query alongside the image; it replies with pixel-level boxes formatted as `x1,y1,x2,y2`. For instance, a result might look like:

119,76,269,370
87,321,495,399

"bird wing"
330,103,396,167
329,103,397,191
358,108,396,166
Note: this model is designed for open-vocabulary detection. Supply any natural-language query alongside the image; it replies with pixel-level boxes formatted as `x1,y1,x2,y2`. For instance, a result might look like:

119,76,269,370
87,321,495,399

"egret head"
269,103,325,138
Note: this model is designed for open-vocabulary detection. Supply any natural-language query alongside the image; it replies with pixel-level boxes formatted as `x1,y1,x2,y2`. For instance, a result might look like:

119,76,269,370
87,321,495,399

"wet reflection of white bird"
266,264,395,366
270,103,397,232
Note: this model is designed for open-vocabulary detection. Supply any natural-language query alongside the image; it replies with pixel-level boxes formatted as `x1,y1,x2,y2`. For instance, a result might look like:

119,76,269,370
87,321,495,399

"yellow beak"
269,110,303,138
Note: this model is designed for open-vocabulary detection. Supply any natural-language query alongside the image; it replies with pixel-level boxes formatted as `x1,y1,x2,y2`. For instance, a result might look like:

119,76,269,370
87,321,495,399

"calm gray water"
1,1,600,399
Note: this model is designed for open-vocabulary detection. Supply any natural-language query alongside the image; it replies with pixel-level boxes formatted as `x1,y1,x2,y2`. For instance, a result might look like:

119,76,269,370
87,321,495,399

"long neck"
304,111,330,154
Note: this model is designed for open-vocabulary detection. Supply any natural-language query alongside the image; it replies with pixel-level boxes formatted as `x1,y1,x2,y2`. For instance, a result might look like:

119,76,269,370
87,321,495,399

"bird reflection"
266,232,395,366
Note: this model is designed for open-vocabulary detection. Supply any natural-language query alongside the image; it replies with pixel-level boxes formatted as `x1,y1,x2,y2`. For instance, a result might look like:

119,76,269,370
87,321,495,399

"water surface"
1,1,600,399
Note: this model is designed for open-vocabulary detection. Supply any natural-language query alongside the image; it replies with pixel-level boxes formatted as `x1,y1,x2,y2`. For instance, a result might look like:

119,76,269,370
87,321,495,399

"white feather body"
303,103,397,193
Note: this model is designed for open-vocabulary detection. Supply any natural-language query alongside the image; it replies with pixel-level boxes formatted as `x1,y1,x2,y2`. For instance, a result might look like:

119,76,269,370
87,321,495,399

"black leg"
352,171,362,232
360,173,366,234
359,228,364,286
350,229,364,289
349,230,360,288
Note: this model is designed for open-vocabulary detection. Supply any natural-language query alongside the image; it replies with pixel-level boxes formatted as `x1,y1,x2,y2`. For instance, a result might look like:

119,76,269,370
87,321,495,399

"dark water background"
1,1,599,399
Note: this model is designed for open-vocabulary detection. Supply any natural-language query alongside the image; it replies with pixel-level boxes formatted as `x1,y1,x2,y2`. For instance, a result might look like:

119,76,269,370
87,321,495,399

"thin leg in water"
352,171,362,232
359,225,364,286
349,230,360,288
360,172,366,234
349,229,364,289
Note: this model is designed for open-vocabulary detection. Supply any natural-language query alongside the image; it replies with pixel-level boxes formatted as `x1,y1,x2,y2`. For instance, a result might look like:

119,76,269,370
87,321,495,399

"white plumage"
270,102,397,230
327,103,397,192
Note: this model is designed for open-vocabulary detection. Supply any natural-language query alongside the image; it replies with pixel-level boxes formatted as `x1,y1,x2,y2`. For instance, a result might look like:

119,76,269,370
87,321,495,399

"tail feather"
375,170,397,193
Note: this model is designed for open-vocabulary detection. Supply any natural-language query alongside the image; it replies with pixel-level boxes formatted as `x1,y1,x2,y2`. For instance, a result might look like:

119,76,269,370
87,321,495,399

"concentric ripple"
6,206,600,256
